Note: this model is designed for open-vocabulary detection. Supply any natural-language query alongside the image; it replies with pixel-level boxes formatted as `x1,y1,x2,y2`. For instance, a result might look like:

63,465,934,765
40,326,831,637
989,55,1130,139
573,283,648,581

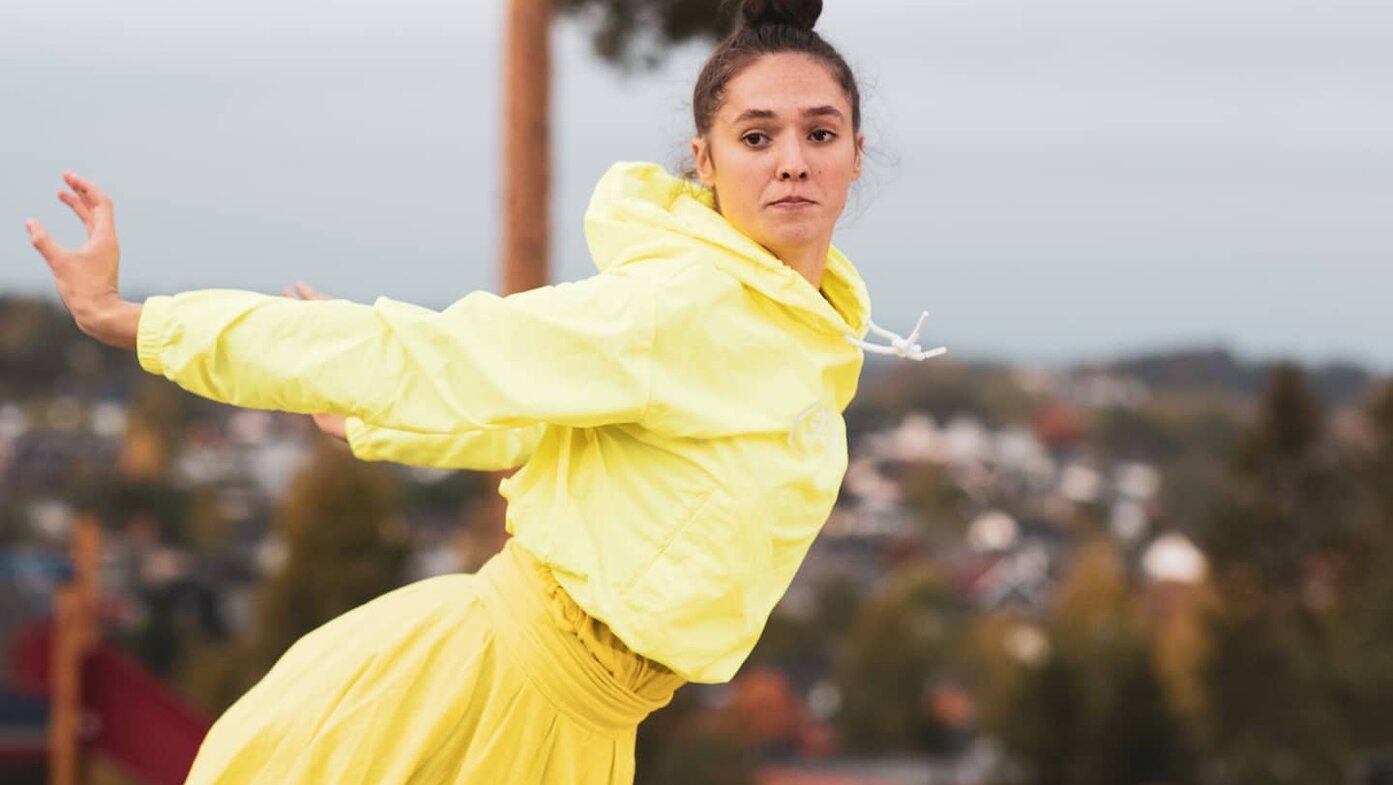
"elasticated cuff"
135,295,175,376
343,416,376,460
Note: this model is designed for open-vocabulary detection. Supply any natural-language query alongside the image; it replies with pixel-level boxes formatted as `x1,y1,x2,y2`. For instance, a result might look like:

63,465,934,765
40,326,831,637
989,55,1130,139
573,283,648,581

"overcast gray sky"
3,0,1390,372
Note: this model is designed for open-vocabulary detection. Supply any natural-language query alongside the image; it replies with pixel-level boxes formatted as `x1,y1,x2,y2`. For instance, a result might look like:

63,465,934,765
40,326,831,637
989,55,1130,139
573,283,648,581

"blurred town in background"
5,0,1392,781
2,293,1391,785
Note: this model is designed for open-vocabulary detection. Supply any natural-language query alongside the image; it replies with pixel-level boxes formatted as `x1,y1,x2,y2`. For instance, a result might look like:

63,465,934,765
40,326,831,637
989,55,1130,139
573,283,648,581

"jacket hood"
583,161,872,343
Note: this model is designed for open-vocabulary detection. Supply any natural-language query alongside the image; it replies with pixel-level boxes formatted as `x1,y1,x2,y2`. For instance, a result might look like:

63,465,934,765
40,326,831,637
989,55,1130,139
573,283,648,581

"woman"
24,0,943,782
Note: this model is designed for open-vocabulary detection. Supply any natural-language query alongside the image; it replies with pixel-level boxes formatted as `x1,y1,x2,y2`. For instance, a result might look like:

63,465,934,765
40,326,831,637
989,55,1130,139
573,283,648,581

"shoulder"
615,257,742,315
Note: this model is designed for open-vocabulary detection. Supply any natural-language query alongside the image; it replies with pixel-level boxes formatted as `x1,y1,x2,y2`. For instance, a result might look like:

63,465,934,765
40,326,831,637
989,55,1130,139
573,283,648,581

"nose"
779,164,809,181
777,142,810,181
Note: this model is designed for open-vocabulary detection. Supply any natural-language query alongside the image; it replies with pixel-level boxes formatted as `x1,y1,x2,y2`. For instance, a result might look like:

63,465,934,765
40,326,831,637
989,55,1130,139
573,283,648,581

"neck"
777,238,831,291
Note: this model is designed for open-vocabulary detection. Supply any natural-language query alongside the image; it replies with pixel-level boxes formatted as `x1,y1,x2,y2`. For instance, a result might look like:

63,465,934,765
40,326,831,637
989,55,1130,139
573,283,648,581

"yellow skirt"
184,537,687,785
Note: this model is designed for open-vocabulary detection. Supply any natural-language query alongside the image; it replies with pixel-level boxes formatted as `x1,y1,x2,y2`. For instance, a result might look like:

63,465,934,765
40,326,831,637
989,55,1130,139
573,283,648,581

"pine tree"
555,0,736,69
983,541,1193,785
1196,364,1357,784
247,440,408,681
833,563,958,754
1329,380,1393,753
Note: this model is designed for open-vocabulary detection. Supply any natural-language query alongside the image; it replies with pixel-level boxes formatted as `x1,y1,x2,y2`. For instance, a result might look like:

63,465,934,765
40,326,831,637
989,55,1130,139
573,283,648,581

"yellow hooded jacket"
136,162,879,683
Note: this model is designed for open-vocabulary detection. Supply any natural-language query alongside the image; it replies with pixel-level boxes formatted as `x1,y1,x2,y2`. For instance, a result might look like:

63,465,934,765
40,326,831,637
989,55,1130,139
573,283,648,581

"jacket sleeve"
135,271,657,432
343,417,545,471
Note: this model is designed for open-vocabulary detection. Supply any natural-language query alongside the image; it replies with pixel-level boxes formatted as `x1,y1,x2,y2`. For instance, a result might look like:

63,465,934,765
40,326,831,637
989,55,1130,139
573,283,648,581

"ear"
691,136,715,187
852,132,865,181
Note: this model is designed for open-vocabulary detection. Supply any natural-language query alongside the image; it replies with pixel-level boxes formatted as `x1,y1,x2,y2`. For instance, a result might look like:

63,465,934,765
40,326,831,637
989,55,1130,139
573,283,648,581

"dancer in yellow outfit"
24,0,945,782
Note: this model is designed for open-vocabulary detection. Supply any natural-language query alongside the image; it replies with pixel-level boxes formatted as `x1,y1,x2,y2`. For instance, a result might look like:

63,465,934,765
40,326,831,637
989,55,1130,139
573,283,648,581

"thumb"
24,219,59,267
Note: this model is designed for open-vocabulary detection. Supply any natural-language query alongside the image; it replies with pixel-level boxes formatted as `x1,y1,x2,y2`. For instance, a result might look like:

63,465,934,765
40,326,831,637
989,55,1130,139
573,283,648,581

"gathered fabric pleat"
183,537,687,785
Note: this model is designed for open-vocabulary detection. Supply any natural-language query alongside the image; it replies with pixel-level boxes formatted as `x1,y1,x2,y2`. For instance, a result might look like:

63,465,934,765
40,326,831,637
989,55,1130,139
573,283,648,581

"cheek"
817,158,857,200
819,152,856,181
718,168,769,217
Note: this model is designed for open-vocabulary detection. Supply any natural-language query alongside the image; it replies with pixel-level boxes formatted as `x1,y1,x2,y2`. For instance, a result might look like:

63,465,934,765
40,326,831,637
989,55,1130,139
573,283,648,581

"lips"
772,197,815,206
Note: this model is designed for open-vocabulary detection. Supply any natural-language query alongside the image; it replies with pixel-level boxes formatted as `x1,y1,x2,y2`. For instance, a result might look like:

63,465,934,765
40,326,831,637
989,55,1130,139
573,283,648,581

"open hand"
25,172,138,347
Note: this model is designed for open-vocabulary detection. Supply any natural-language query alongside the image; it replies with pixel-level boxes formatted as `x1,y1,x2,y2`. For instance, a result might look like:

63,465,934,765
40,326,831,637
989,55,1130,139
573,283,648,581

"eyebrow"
731,105,846,124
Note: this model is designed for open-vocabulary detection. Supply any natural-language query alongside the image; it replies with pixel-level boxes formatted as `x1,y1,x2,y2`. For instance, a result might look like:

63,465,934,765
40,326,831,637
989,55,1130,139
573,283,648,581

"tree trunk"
500,0,551,295
489,0,552,549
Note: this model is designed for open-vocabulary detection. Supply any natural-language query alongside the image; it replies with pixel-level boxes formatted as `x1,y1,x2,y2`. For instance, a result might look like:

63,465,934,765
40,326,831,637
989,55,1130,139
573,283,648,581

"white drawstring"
844,311,948,361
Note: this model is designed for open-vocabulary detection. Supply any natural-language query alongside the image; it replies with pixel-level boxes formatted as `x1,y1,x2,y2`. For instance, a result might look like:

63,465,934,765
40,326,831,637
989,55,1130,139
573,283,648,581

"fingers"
281,281,329,301
63,171,105,210
23,218,61,268
295,281,328,300
62,171,115,240
58,190,93,233
311,412,348,441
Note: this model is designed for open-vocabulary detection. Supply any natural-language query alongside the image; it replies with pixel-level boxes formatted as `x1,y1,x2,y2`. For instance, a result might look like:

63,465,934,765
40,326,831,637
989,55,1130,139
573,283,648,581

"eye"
810,129,837,142
741,132,770,147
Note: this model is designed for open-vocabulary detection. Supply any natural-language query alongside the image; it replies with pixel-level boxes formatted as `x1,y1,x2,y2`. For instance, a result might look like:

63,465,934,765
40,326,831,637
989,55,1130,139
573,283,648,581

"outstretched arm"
309,410,544,471
286,284,547,471
342,416,546,471
26,172,658,434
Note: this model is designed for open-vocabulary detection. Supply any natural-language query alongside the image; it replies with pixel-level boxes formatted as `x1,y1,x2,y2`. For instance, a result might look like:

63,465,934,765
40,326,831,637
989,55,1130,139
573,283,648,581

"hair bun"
740,0,822,32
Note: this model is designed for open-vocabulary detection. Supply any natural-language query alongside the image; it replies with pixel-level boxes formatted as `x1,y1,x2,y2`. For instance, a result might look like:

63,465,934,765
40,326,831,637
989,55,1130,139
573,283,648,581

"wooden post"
50,514,101,785
72,515,101,651
50,587,80,785
491,0,552,550
500,0,551,297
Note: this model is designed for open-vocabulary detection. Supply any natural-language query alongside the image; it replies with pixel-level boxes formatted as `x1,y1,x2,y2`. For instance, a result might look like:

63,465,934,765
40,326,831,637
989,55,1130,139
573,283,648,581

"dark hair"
692,0,862,138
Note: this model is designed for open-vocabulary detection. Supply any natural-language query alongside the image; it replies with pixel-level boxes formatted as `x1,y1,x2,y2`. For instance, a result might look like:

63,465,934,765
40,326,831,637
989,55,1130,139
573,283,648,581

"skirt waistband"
477,537,686,737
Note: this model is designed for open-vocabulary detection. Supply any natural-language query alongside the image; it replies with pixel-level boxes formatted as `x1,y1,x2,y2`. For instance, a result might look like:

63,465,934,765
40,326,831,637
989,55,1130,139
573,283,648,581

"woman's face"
692,52,864,263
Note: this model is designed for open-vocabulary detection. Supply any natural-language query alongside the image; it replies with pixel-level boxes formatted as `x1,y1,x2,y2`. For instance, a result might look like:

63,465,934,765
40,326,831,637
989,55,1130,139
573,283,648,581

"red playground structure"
3,514,210,785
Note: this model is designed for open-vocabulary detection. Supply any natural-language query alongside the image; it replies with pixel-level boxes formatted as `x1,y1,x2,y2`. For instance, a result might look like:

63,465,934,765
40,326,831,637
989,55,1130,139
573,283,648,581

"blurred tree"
643,727,758,785
136,590,181,677
1157,451,1228,537
977,369,1044,429
636,686,700,783
813,573,864,645
833,562,959,754
724,667,806,756
897,461,970,536
555,0,738,69
1089,394,1242,531
1090,405,1178,463
635,686,760,785
964,611,1035,739
981,541,1194,785
123,376,192,472
1200,366,1352,590
246,439,408,682
858,359,981,426
1005,642,1083,785
1195,364,1357,785
1150,577,1214,740
744,606,818,670
1327,380,1393,751
1093,633,1194,785
0,298,120,397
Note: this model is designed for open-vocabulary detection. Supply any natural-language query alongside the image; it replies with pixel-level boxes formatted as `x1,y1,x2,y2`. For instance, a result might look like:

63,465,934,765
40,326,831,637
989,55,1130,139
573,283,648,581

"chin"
764,223,825,249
